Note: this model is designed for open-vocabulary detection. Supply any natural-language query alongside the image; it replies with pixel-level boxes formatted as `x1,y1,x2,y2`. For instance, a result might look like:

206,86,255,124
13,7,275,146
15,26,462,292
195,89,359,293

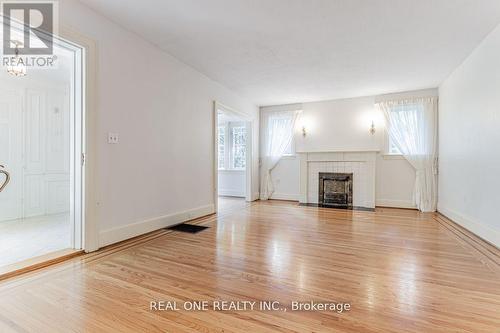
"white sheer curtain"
260,110,299,200
376,97,438,212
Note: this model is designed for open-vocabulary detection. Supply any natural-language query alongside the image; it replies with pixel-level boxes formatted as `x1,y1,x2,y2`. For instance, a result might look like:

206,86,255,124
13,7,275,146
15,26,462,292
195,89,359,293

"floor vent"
167,224,209,233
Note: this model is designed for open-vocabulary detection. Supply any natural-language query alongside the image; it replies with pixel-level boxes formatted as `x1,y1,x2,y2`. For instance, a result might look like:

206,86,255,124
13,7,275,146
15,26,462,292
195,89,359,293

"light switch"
108,132,119,144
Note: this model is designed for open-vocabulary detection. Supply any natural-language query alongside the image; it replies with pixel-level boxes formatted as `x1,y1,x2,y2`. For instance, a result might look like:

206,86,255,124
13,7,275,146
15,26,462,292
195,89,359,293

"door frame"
213,101,254,213
0,23,98,253
59,27,98,253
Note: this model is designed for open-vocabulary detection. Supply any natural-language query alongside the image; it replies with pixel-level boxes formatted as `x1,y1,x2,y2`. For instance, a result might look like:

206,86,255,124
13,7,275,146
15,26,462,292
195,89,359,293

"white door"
23,88,71,218
0,89,23,222
23,89,47,218
44,89,71,215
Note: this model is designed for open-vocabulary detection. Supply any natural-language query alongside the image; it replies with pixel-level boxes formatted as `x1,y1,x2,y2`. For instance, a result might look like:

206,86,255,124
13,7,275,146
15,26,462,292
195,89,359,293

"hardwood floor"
0,201,499,332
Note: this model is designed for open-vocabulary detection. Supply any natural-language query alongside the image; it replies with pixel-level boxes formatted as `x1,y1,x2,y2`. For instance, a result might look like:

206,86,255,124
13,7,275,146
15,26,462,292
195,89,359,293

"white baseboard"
218,189,245,197
437,205,499,248
99,204,215,248
376,199,416,209
270,192,300,201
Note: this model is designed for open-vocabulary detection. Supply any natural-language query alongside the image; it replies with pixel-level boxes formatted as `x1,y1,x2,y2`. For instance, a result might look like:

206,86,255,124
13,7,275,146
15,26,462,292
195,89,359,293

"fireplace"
318,173,353,208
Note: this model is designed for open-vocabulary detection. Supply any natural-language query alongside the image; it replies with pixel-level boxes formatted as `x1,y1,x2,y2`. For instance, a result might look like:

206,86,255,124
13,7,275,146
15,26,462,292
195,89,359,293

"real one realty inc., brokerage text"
150,300,351,314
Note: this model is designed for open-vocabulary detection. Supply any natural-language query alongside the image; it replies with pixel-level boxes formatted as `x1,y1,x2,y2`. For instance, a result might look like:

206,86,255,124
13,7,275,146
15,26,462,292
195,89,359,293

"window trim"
382,153,405,160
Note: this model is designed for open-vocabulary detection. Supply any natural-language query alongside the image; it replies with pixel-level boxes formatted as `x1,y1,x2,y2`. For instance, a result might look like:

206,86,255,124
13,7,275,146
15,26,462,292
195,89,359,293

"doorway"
214,102,252,213
0,34,84,272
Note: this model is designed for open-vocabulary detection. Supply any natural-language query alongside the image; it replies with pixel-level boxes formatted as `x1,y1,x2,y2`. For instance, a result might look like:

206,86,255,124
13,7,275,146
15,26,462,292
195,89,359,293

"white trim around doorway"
213,101,255,213
60,26,98,253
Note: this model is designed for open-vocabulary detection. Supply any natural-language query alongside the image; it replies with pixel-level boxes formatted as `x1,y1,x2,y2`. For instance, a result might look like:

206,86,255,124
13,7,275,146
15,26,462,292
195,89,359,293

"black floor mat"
167,223,209,233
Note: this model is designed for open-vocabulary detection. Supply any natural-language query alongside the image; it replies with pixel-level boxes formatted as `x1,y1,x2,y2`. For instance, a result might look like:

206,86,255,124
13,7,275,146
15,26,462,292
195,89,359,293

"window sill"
218,169,246,172
382,154,405,160
281,154,297,160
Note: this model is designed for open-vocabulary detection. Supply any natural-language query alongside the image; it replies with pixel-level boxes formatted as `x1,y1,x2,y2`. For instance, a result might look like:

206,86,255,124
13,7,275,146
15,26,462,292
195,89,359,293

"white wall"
60,0,259,247
439,24,500,247
218,170,246,197
296,97,381,153
267,157,301,201
262,90,437,207
376,155,416,208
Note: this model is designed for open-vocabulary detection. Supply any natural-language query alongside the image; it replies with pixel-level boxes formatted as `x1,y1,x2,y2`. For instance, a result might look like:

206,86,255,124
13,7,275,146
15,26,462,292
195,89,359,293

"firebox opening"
318,173,353,208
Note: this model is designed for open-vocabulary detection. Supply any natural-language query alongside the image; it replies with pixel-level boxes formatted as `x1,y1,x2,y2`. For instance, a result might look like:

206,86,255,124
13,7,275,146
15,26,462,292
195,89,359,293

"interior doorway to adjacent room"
214,103,252,213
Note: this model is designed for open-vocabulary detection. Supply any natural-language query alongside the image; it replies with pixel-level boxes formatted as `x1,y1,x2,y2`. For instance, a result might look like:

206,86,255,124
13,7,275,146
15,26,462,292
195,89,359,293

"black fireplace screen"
318,173,353,208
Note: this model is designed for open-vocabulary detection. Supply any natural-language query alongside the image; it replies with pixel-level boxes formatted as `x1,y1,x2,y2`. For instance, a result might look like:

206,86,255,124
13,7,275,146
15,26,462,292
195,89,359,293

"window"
268,114,295,156
218,122,247,170
386,103,424,155
388,138,401,155
217,126,225,169
231,126,246,169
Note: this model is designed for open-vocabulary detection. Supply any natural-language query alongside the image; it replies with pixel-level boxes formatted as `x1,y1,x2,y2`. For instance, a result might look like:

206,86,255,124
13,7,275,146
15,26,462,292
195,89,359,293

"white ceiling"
79,0,500,106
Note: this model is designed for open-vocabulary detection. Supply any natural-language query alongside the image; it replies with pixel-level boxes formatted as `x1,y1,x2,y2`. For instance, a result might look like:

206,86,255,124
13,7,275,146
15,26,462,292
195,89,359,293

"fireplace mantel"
298,151,377,208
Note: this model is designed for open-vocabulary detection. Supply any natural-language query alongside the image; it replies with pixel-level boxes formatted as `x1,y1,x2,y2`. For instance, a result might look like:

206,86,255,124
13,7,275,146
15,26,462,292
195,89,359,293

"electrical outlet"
108,133,119,144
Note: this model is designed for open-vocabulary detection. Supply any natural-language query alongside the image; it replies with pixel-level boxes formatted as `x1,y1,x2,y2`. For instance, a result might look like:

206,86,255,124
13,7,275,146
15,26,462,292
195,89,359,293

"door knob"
0,165,10,193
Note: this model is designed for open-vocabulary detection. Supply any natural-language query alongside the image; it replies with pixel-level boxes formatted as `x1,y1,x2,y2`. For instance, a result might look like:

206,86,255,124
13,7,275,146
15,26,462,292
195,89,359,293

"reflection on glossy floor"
0,201,499,332
0,214,71,268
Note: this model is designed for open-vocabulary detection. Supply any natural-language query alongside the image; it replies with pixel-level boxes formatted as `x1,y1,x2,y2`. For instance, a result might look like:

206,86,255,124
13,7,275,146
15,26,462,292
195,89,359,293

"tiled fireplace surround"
298,151,377,209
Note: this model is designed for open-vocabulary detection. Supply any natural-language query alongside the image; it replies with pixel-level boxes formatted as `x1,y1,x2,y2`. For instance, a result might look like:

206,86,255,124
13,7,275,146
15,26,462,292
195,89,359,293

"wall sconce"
369,121,376,135
298,111,309,137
